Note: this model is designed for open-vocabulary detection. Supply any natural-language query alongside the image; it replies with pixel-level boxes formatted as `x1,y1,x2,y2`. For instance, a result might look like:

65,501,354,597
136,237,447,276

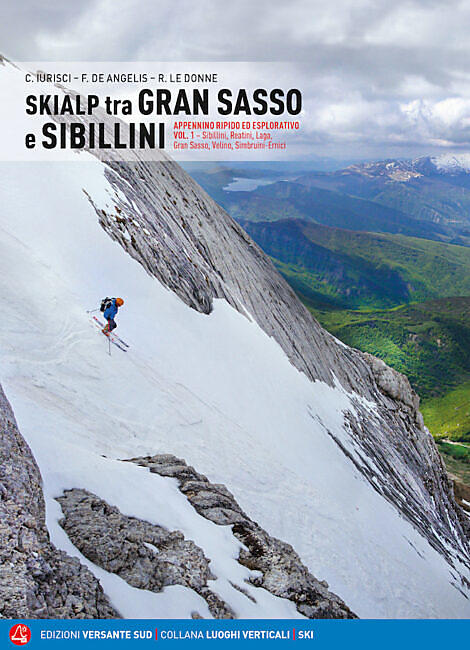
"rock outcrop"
362,352,423,426
57,488,234,619
0,384,119,618
123,454,356,619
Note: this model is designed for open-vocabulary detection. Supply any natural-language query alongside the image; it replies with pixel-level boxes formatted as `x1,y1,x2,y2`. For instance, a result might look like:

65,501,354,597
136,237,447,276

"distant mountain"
296,156,470,241
224,180,448,239
192,159,470,246
417,153,470,176
299,154,470,185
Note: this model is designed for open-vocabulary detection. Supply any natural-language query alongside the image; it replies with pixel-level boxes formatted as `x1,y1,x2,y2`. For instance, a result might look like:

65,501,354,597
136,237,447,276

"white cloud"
4,0,470,157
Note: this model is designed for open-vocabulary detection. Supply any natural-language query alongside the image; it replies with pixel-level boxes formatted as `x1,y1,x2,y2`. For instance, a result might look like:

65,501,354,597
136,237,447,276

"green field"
437,440,470,461
421,383,470,442
255,225,470,447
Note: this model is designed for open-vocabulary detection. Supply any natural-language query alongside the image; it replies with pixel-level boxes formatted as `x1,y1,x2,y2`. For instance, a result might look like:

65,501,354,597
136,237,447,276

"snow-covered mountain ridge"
0,58,469,618
427,153,470,174
337,153,470,182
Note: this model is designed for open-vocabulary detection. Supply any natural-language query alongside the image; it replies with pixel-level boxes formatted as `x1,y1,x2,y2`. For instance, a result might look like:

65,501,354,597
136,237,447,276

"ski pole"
86,308,100,314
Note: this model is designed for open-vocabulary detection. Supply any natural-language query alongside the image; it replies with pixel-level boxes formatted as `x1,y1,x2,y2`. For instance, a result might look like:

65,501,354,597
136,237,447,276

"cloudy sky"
4,0,470,160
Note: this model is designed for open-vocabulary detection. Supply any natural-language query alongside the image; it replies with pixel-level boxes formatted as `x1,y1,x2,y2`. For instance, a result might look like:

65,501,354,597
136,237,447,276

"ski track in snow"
0,160,469,618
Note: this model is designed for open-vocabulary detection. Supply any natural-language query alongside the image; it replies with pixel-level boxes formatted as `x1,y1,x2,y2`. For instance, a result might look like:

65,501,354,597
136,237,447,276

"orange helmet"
116,297,124,306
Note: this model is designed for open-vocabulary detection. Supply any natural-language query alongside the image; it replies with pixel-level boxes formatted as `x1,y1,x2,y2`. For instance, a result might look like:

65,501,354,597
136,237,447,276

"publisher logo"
9,624,31,645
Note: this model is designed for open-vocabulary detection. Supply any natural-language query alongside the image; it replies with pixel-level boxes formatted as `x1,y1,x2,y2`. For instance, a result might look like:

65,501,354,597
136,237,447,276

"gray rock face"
0,384,119,619
363,352,421,419
57,488,234,619
124,454,356,619
355,353,469,553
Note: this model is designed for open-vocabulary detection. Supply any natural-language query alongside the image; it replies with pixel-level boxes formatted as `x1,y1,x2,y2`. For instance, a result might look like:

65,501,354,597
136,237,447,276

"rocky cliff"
0,384,118,618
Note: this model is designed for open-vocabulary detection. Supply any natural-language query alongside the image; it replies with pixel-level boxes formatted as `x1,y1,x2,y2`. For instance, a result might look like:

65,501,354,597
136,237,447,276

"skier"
101,297,124,334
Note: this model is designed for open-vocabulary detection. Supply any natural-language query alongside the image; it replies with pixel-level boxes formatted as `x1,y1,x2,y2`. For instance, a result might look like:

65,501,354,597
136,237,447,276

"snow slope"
0,160,469,618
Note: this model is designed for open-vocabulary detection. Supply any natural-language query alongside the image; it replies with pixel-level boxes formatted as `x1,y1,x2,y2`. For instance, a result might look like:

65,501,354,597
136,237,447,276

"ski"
111,333,129,348
91,316,128,352
106,335,128,352
92,316,130,348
